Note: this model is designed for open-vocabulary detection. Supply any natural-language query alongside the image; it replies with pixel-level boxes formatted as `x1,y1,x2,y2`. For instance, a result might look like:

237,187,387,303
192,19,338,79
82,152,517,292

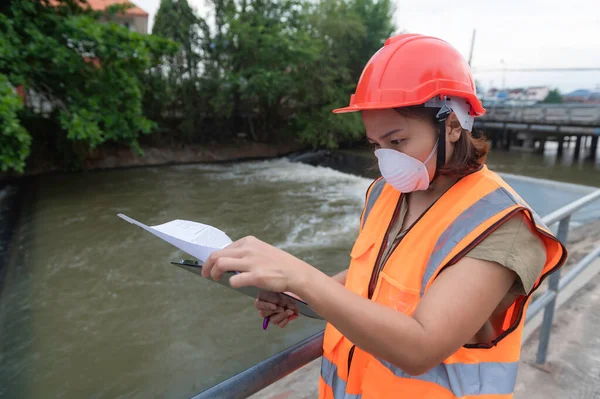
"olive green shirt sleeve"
465,212,547,295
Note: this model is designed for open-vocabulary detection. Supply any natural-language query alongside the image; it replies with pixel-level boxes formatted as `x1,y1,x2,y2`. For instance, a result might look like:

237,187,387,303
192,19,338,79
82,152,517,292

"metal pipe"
558,246,600,291
525,290,557,323
542,190,600,227
191,330,324,399
536,217,570,364
526,246,600,324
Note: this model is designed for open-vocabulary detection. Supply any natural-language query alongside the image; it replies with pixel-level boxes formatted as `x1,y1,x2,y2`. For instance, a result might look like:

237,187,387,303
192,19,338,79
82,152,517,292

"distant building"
563,89,600,104
16,1,149,112
48,0,149,33
481,86,551,107
524,86,550,102
89,0,149,34
508,88,525,100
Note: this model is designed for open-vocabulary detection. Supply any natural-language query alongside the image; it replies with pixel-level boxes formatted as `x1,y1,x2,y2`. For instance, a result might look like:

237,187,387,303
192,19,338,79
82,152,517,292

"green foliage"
0,0,176,171
543,89,563,104
153,0,201,78
0,74,31,172
147,0,395,147
1,0,396,172
150,0,205,139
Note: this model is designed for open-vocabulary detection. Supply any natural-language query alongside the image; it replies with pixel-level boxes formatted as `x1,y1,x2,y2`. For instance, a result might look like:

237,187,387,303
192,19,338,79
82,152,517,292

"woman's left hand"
201,236,313,294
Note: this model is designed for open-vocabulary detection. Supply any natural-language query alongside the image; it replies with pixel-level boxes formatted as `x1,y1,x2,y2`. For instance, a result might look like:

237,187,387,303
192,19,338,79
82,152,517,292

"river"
0,148,599,399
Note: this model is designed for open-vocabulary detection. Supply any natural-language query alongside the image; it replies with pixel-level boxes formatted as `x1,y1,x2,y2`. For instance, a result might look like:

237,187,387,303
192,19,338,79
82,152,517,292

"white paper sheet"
117,214,232,261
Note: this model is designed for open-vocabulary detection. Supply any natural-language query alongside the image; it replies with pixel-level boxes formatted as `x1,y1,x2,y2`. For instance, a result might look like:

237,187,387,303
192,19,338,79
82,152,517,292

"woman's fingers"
267,311,290,325
229,271,260,289
278,318,290,328
202,247,252,278
259,309,277,318
254,299,278,311
209,257,249,281
276,310,297,328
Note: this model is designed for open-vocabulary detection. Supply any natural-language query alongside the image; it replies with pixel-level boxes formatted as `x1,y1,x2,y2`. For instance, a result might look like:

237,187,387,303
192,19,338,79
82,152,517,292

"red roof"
86,0,148,16
49,0,148,16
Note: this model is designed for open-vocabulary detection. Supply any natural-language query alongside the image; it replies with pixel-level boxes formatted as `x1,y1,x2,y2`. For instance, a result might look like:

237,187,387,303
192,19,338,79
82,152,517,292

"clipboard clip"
172,259,202,268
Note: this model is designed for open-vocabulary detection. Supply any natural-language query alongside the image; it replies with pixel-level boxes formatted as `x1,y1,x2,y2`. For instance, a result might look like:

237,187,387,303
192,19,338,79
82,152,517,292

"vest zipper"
367,195,403,299
368,192,446,299
366,175,467,302
347,345,356,379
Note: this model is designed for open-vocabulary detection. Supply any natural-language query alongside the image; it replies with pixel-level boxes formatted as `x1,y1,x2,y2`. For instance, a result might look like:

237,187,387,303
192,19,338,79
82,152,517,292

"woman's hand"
201,236,315,294
254,291,299,328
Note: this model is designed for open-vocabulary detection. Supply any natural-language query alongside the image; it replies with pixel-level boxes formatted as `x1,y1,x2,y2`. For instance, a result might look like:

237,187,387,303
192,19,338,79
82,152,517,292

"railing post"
536,216,570,366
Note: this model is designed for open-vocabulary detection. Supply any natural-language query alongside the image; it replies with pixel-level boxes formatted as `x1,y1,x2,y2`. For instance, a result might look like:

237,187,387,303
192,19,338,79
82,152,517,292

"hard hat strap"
433,107,452,181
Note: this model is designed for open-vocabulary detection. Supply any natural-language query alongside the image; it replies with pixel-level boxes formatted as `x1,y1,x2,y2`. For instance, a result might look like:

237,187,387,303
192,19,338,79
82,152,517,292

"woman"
202,34,566,398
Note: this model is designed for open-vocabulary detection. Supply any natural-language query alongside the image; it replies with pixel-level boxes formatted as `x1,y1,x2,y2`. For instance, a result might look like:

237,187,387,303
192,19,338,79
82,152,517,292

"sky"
133,0,600,94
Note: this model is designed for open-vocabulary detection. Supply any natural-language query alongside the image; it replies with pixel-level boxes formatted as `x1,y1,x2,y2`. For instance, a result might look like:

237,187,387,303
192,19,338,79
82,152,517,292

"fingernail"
286,309,294,316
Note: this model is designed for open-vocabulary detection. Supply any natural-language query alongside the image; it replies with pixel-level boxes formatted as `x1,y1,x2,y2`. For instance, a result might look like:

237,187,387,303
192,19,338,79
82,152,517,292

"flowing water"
0,153,599,399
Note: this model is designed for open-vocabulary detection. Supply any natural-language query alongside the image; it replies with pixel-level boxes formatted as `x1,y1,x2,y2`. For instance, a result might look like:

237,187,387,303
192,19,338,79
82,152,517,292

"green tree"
0,0,176,172
150,0,204,138
153,0,201,79
293,0,396,148
543,89,563,104
346,0,396,81
202,0,324,141
0,74,31,172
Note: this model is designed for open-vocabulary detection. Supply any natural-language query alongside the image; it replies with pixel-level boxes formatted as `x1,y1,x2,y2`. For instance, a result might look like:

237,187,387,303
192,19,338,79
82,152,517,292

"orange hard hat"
333,33,485,117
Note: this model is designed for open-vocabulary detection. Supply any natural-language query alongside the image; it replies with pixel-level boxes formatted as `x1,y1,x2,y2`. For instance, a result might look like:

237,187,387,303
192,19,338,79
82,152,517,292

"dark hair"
394,106,489,178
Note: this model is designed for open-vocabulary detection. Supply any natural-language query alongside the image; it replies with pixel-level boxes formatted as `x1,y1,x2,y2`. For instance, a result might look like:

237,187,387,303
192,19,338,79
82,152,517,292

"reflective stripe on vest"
322,355,517,397
502,187,549,230
377,358,518,396
420,187,520,296
361,178,386,229
321,356,362,399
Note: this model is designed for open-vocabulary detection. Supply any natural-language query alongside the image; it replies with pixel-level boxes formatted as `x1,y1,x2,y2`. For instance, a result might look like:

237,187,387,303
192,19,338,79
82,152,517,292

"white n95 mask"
374,142,437,193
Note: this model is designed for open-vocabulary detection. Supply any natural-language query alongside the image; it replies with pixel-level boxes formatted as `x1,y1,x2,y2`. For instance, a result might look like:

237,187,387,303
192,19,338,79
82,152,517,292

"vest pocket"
372,272,419,316
323,232,376,354
350,231,376,259
322,323,344,354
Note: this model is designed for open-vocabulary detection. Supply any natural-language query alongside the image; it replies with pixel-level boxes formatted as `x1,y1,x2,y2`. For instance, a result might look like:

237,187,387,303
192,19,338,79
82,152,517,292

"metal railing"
479,104,600,127
194,189,600,399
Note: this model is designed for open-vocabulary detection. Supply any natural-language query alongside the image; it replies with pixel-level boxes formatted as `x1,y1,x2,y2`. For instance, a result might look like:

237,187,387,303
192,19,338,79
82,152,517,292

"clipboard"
170,259,323,320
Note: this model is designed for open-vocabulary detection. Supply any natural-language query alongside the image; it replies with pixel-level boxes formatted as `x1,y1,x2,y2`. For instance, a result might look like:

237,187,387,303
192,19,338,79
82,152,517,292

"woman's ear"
445,112,463,143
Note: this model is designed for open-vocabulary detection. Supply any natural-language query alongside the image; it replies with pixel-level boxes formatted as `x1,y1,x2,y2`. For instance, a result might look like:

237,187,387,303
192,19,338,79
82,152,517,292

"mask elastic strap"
433,106,452,182
423,141,438,165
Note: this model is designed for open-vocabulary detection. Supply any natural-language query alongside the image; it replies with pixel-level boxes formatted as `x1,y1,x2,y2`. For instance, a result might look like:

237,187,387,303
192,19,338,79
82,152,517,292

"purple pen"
262,316,270,330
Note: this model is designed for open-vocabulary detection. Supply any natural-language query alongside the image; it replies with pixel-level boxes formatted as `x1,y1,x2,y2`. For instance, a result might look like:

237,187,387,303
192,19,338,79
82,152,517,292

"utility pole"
501,59,506,89
468,29,477,66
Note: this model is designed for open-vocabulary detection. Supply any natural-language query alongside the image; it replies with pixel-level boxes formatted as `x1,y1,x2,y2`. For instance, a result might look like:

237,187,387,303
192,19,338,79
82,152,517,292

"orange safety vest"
319,166,566,399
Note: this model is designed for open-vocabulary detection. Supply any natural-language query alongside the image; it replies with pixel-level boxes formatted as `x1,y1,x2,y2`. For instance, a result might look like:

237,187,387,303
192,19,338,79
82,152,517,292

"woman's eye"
391,139,403,145
369,142,380,149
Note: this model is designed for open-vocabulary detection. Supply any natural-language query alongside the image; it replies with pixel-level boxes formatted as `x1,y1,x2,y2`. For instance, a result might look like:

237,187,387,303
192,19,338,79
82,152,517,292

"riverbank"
250,219,600,399
0,184,26,293
0,141,306,183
